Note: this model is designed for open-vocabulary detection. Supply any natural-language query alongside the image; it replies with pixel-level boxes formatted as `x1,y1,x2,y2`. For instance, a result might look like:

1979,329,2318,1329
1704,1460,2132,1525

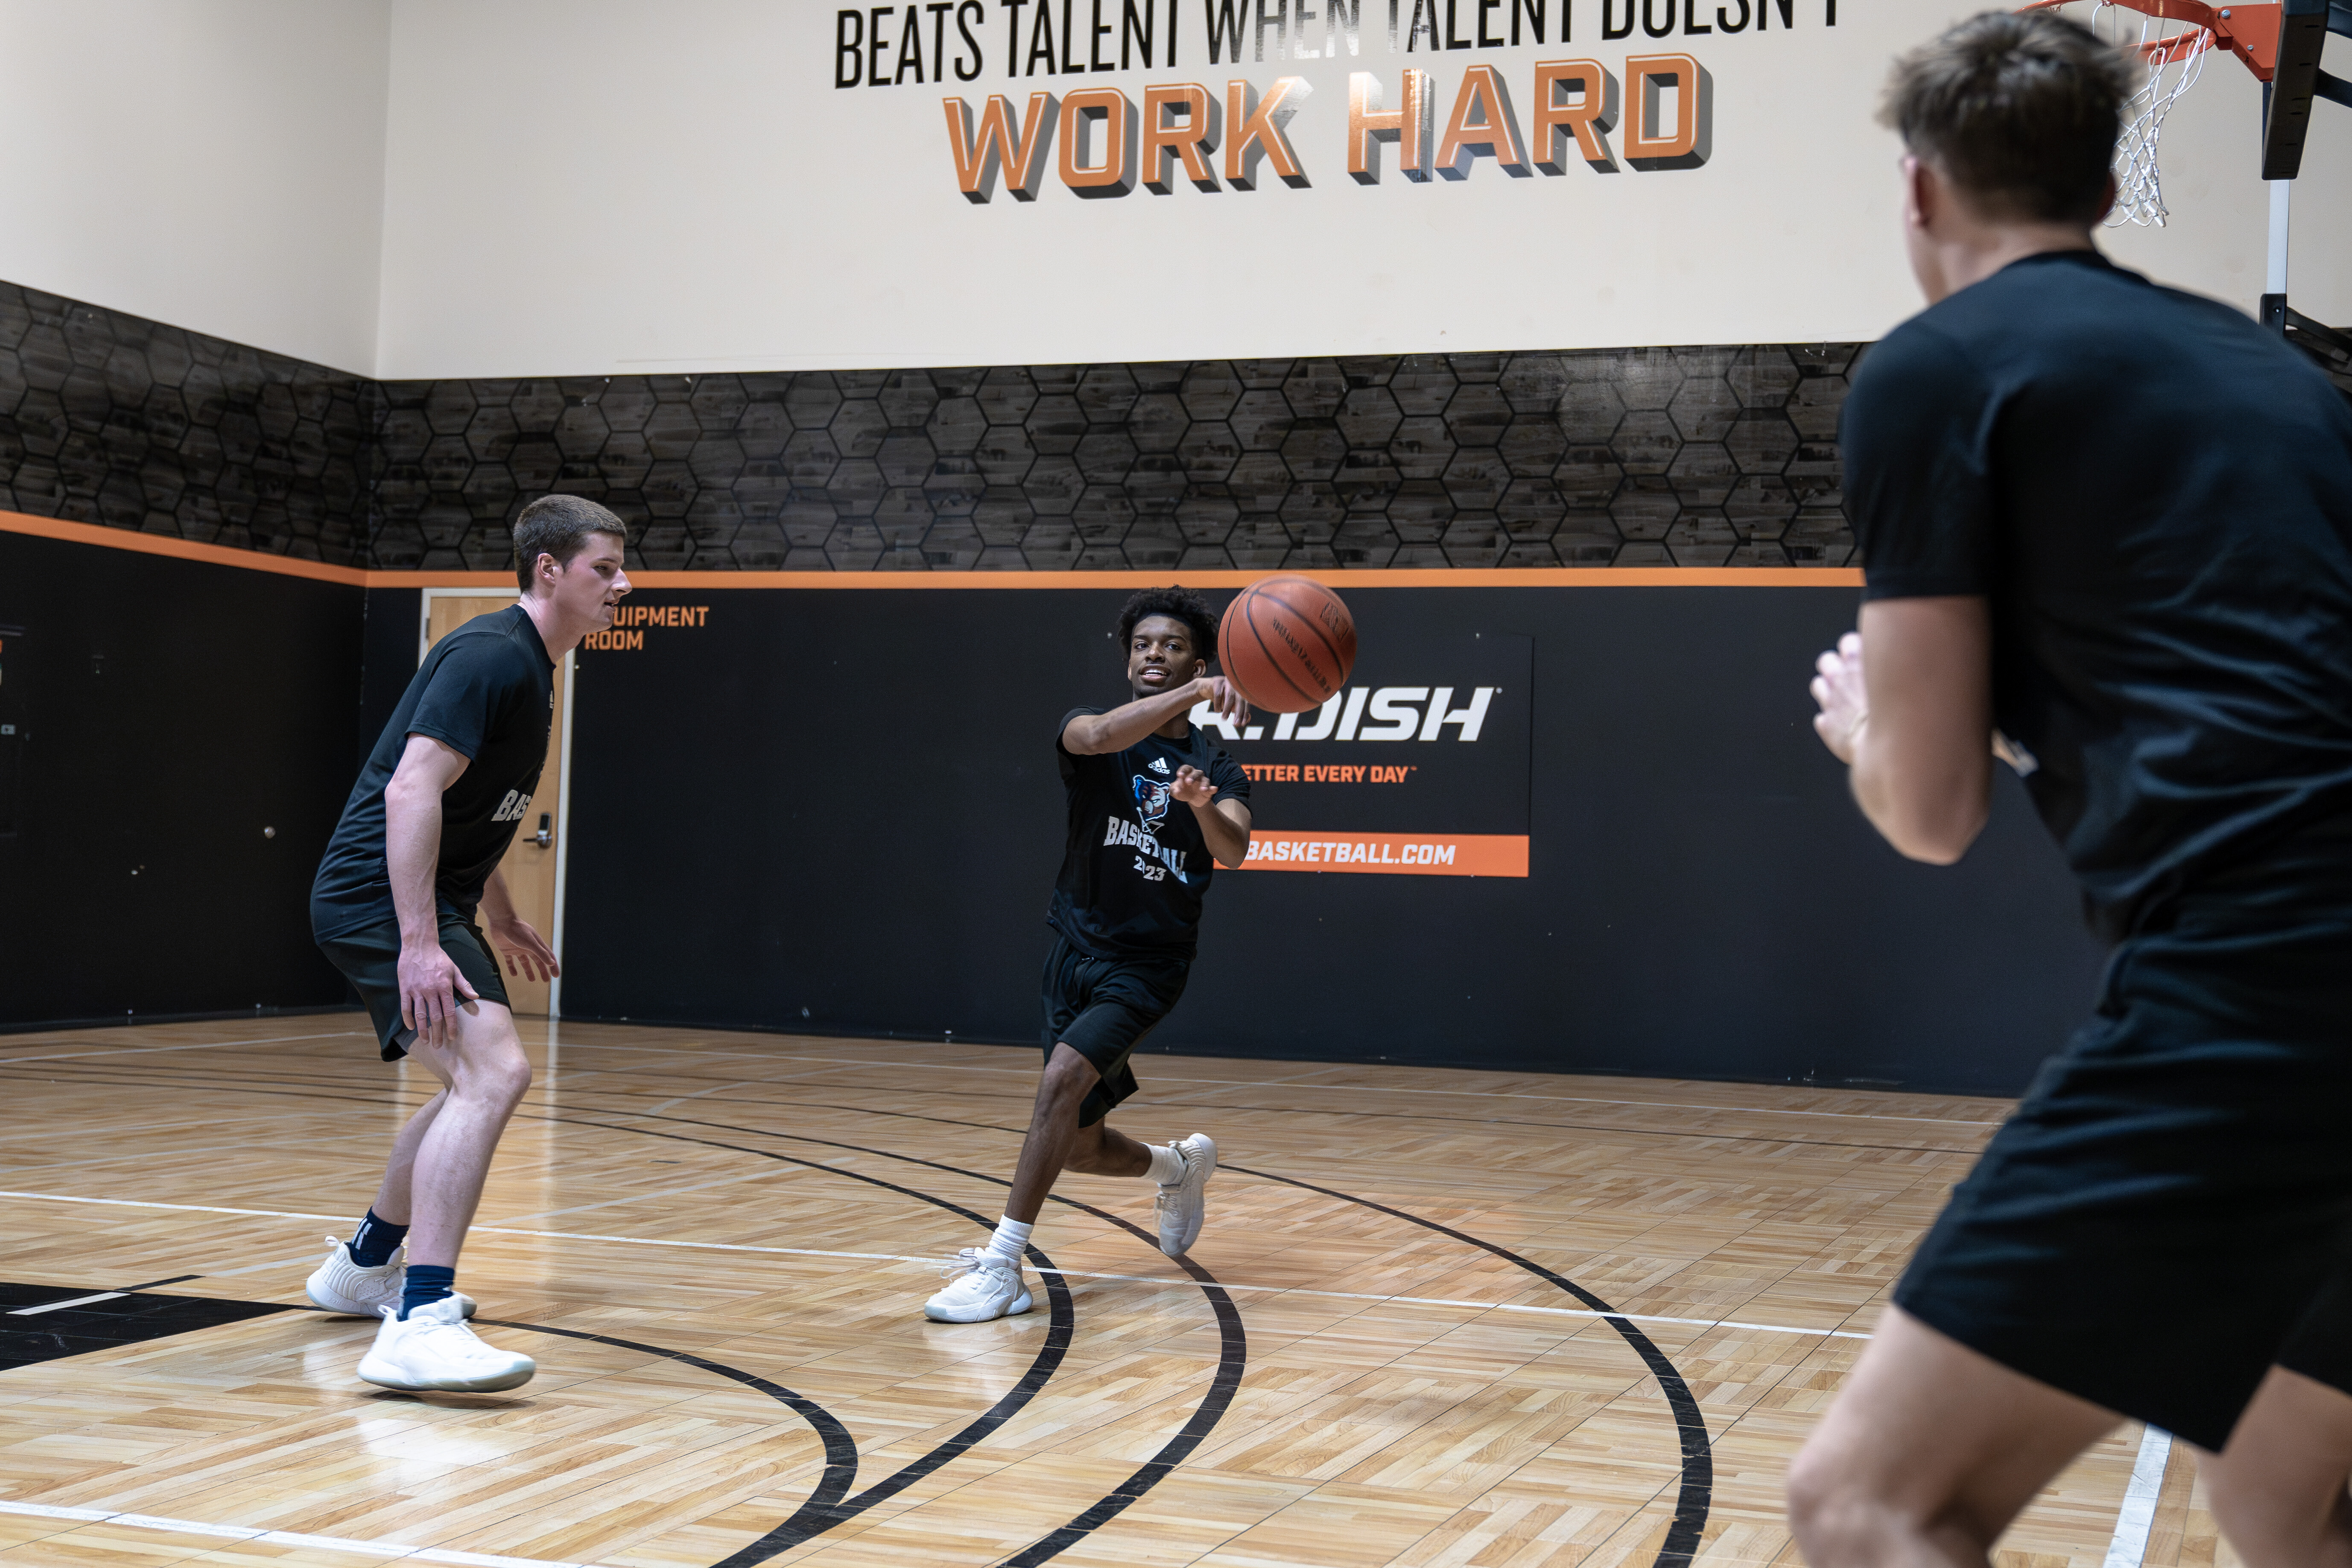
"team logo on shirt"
1103,812,1189,882
1131,773,1172,834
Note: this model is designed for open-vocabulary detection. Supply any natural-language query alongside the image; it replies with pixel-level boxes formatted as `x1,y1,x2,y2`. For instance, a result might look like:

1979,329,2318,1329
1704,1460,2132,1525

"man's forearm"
1065,683,1202,754
478,868,518,926
384,785,445,949
1847,723,1990,864
1192,803,1250,868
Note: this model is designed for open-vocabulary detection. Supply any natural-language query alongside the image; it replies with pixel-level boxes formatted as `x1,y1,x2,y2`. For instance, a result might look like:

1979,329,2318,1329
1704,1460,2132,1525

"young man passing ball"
924,587,1253,1323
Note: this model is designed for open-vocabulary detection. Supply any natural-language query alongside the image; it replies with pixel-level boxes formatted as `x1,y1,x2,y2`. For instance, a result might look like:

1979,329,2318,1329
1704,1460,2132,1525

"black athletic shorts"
316,911,511,1062
1894,895,2352,1451
1041,933,1190,1127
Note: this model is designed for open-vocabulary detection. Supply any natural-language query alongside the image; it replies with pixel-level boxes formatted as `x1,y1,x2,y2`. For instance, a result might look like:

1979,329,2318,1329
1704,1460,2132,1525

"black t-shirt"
312,605,557,939
1843,250,2352,938
1047,707,1251,959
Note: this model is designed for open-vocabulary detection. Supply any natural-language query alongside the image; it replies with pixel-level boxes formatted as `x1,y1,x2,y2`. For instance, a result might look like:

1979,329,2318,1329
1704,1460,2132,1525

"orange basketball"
1218,575,1357,714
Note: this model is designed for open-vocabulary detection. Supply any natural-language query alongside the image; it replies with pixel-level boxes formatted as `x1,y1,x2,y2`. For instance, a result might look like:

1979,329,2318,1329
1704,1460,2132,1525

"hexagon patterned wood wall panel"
0,282,1863,572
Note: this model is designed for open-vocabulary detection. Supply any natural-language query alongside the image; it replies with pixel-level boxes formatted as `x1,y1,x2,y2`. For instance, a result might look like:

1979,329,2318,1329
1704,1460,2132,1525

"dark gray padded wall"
0,280,1864,575
0,284,373,565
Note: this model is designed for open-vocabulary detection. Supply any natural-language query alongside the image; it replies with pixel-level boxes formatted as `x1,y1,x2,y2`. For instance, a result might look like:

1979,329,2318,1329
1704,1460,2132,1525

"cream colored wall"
0,0,392,376
0,0,2339,377
370,0,2352,377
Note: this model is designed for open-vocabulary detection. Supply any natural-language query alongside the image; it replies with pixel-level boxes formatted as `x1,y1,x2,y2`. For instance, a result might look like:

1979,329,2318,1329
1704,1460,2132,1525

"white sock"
1145,1143,1186,1185
986,1215,1033,1265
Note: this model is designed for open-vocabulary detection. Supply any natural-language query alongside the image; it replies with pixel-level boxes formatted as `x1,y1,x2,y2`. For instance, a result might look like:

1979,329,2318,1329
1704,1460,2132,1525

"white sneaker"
304,1237,473,1319
923,1248,1033,1323
1155,1133,1217,1257
356,1298,535,1392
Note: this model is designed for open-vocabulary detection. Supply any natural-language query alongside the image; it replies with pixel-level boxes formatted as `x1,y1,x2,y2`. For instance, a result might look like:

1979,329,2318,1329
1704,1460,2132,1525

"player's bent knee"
1784,1442,1894,1568
1038,1049,1099,1104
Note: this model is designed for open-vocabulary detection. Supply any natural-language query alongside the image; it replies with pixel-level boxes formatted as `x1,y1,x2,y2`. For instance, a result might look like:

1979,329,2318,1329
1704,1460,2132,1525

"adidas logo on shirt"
1149,758,1170,774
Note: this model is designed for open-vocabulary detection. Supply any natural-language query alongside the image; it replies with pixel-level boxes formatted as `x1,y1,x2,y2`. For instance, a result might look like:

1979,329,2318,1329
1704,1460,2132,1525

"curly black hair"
1117,585,1220,667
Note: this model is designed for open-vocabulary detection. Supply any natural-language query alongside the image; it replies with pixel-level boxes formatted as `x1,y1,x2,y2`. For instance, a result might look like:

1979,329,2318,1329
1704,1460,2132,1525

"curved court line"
1227,1162,1714,1568
733,1096,1715,1568
576,1108,1251,1568
0,1188,1873,1340
0,1066,1091,1568
538,1115,1093,1566
711,1083,1978,1158
534,1042,2007,1125
17,1057,1706,1564
479,1318,861,1550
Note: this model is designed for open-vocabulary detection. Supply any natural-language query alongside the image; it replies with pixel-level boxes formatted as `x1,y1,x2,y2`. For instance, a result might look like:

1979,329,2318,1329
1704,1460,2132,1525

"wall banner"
1196,628,1531,875
833,0,1843,206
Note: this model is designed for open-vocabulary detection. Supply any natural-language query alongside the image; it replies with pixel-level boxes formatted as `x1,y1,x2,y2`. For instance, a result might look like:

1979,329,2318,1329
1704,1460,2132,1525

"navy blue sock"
348,1209,408,1268
400,1264,455,1320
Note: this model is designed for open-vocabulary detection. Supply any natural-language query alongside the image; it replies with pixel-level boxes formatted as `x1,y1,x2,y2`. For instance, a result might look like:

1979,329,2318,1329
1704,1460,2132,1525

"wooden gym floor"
0,1016,2231,1568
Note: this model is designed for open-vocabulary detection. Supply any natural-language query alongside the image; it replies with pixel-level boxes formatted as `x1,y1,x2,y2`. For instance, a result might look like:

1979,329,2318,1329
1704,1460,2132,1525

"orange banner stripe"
1239,831,1528,877
0,511,1865,590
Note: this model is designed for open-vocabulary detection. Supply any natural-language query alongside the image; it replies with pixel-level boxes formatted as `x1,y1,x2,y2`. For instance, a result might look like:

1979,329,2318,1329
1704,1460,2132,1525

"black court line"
0,1066,1192,1568
0,1279,867,1560
16,1051,1990,1156
573,1108,1250,1568
478,1317,862,1561
646,1083,1978,1158
532,1066,1987,1157
1227,1163,1715,1568
5,1061,1250,1568
703,1095,1716,1568
23,1059,1748,1565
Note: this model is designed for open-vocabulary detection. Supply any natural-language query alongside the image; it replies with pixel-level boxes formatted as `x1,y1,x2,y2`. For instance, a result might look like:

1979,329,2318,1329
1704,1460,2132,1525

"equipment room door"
420,591,572,1018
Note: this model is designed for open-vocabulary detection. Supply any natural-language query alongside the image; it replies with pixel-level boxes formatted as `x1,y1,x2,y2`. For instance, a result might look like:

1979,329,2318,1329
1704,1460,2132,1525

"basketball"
1217,575,1357,713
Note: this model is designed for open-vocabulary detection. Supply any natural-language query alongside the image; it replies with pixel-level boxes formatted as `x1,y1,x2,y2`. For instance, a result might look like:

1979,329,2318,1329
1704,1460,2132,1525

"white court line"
544,1042,2005,1127
0,1030,367,1066
4,1030,2002,1127
9,1291,126,1315
0,1498,607,1568
206,1250,337,1278
0,1188,1872,1340
2103,1425,2173,1568
495,1163,809,1225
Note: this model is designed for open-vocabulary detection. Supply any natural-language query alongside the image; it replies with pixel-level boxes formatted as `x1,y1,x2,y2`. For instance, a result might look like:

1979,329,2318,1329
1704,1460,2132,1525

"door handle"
530,812,553,849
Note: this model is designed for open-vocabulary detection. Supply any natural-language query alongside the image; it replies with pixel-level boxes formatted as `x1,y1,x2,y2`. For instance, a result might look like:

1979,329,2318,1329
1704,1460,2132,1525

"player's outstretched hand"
1172,764,1216,806
1810,631,1868,764
398,941,480,1050
1195,675,1248,728
489,916,561,984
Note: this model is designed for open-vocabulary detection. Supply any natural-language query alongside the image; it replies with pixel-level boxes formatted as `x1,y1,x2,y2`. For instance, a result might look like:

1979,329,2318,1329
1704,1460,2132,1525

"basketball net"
2096,0,2214,226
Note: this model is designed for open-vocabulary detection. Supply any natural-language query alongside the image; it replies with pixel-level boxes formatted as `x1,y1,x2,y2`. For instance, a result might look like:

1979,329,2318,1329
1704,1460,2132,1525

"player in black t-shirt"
1786,15,2352,1568
925,587,1253,1323
302,496,631,1393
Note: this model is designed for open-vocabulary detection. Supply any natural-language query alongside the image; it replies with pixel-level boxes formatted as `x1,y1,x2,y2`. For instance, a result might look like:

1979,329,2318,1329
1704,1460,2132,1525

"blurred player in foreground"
1789,12,2352,1566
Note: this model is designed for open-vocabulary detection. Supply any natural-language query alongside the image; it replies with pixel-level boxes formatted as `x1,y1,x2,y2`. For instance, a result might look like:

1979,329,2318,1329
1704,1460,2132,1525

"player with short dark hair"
924,586,1254,1323
1787,12,2352,1565
304,494,631,1391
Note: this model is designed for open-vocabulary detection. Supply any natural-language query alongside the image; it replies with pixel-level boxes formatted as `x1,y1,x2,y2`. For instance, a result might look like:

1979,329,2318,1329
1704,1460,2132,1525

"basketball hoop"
2016,0,2317,226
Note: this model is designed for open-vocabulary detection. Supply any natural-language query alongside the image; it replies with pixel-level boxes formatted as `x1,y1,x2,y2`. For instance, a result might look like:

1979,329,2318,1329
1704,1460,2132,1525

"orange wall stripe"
0,509,370,585
1239,830,1530,877
1,511,1864,591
